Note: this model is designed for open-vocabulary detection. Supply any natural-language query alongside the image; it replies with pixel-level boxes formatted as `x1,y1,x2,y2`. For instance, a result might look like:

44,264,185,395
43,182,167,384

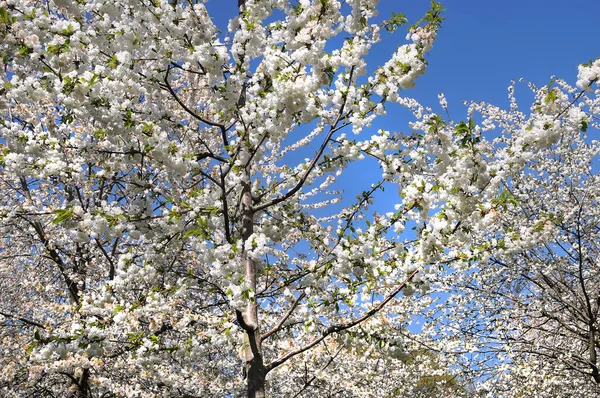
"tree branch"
254,66,356,213
261,291,306,342
265,266,422,373
164,64,229,147
0,310,46,329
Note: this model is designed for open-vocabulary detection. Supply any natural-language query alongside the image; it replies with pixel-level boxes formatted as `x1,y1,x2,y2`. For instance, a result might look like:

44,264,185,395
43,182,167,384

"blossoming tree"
418,60,600,397
0,0,588,396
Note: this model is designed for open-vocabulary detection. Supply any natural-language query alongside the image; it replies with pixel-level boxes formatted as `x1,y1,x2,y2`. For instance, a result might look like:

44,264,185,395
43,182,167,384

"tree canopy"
0,0,599,397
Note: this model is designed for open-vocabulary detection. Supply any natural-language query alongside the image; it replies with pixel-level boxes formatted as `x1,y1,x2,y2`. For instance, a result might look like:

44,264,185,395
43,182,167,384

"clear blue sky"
394,0,600,109
203,0,600,215
206,0,600,118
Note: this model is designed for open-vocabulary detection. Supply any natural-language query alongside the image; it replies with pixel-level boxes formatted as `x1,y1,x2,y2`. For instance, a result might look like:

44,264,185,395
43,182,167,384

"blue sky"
399,0,600,109
202,0,600,219
206,0,600,111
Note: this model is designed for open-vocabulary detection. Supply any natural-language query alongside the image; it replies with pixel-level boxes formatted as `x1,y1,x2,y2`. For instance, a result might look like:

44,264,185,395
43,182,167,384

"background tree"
420,61,600,397
0,0,578,396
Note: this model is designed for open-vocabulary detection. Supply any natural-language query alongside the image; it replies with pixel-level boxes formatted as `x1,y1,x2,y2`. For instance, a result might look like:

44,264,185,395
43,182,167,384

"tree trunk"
236,0,266,395
240,177,266,397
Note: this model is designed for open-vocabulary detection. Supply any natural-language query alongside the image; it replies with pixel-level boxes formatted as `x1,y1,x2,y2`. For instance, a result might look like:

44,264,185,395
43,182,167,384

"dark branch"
265,266,422,373
0,311,46,329
163,64,229,147
255,66,356,213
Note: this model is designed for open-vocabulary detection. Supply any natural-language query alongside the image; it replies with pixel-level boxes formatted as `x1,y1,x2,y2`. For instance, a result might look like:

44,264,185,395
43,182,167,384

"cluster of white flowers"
577,57,600,91
1,0,598,396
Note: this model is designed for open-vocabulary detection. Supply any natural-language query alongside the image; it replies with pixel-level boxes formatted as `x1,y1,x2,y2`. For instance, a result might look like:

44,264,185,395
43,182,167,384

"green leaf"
544,89,557,104
141,122,154,135
26,342,37,355
291,3,303,16
94,129,108,140
45,39,70,56
324,66,335,85
383,11,408,33
426,114,446,132
411,1,445,31
60,24,75,37
107,54,119,69
62,76,76,95
51,207,74,224
18,45,32,57
182,227,209,239
88,73,99,86
581,117,588,132
0,7,16,25
394,61,411,74
122,110,135,128
0,146,9,167
204,206,221,215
